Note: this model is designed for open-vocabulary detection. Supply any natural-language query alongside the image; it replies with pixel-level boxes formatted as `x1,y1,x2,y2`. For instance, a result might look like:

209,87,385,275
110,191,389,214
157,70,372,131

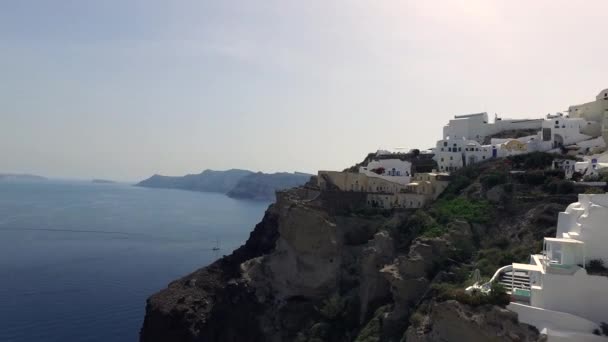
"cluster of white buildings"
433,89,608,173
480,194,608,341
318,150,450,209
316,88,608,209
433,112,606,172
315,89,608,339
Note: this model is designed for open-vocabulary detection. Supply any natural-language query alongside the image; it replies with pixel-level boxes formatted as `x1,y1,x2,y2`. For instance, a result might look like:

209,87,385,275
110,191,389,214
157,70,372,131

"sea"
0,180,271,342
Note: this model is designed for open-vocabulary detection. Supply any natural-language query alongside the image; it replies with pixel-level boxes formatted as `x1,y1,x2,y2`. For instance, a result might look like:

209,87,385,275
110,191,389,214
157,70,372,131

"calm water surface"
0,180,270,342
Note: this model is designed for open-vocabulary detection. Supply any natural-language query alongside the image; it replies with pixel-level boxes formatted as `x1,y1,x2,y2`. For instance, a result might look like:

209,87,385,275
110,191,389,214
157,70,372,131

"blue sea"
0,180,271,342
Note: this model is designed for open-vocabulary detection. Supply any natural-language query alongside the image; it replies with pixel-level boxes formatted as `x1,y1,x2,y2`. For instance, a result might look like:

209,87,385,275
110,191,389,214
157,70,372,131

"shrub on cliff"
475,248,521,276
480,171,508,189
543,179,574,194
317,294,346,321
513,170,545,185
585,187,606,194
432,198,493,224
507,152,556,170
587,259,608,277
432,282,509,307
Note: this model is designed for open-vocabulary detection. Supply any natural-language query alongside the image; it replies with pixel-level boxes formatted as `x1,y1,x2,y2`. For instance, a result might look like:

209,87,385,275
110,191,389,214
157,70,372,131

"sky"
1,0,607,181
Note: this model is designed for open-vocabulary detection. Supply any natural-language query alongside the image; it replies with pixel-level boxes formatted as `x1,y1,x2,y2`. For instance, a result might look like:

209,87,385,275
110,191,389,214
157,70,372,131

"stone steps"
498,271,530,290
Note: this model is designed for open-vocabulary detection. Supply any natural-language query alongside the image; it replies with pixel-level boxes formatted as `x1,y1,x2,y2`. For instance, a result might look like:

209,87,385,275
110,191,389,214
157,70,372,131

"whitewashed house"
574,157,608,180
433,138,496,172
359,159,412,185
442,112,543,143
553,159,577,178
486,194,608,341
568,88,608,143
540,114,592,149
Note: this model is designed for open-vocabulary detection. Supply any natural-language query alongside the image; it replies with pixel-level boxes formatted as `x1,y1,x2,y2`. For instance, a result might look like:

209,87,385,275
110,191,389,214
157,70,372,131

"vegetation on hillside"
305,152,588,341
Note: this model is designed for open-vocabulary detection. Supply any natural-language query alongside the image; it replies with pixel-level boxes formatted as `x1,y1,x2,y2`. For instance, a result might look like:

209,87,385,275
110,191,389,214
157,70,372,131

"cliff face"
141,154,582,342
405,300,540,342
140,203,280,342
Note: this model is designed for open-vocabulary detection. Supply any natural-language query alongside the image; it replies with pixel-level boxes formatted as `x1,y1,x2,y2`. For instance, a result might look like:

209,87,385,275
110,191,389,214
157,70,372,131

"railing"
477,264,513,292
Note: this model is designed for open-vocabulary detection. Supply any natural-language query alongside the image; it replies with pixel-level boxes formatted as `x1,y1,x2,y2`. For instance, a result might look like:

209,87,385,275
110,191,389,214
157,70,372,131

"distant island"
92,179,116,184
0,173,47,181
136,169,312,201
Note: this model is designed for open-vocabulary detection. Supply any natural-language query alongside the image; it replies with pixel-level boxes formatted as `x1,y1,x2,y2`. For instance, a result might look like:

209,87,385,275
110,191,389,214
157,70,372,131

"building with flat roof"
482,193,608,341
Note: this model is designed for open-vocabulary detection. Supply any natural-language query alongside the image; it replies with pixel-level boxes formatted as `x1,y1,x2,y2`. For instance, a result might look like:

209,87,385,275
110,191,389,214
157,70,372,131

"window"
555,120,559,125
448,147,451,152
458,147,461,152
453,143,457,147
450,156,453,160
441,148,444,151
443,142,448,147
440,158,444,162
482,156,486,159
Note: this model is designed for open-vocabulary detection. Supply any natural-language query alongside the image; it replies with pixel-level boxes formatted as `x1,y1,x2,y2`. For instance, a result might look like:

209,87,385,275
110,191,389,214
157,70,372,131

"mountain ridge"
136,169,312,201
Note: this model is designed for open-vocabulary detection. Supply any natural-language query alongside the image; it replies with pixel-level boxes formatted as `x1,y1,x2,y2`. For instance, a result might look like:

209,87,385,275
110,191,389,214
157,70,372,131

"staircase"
498,270,530,292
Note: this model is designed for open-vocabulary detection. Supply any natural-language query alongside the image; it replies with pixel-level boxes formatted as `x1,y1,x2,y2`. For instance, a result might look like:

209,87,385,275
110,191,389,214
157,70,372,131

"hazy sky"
1,1,606,181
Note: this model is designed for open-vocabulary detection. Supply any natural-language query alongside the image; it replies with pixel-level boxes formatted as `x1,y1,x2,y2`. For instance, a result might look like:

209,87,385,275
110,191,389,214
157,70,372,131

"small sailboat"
212,238,220,251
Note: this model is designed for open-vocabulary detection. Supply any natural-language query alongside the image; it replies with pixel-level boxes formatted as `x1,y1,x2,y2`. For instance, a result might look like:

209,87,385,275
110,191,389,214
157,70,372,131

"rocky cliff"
141,153,588,342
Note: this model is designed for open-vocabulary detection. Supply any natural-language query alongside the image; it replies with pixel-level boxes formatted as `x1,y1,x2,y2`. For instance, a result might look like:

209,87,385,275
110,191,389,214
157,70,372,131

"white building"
540,114,592,149
488,194,608,341
359,159,412,185
553,159,577,178
574,157,608,180
434,112,604,173
432,138,495,172
568,88,608,142
442,112,543,143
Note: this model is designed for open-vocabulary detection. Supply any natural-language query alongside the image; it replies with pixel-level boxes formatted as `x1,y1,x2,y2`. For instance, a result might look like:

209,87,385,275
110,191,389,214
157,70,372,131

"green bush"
432,282,509,307
585,187,605,194
543,179,574,194
409,312,425,327
403,210,447,238
519,170,546,185
442,175,473,198
433,198,493,224
421,225,448,238
487,282,510,306
480,172,508,189
543,169,565,179
587,259,607,273
507,152,556,170
583,175,601,182
318,294,346,320
353,306,390,342
475,248,518,276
